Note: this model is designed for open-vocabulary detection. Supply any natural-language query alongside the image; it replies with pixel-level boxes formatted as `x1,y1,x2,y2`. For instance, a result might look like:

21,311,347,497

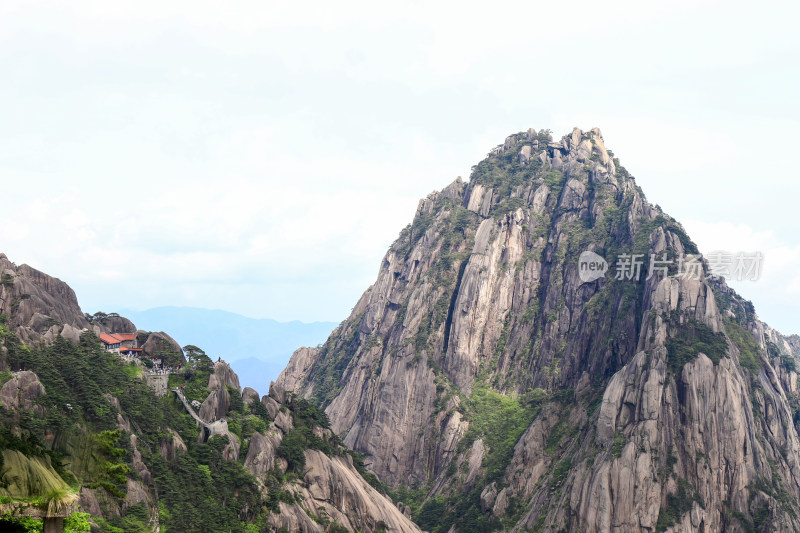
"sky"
0,0,798,334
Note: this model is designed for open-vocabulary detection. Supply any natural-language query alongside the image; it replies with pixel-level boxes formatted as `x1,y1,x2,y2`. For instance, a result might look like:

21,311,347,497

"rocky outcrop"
268,450,422,533
92,315,137,335
279,127,800,531
241,387,259,406
243,430,282,479
207,360,240,391
0,254,89,345
0,254,176,354
0,258,415,531
122,479,150,511
140,331,184,364
198,387,230,423
78,488,103,518
248,383,421,532
0,370,46,413
159,429,188,462
276,346,319,392
129,434,152,486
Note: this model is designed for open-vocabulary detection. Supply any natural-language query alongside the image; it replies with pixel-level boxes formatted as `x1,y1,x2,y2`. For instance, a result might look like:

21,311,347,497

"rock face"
0,254,89,345
241,386,259,405
269,450,422,533
92,315,137,335
207,360,240,391
0,370,46,412
199,388,230,423
278,127,800,531
278,346,319,393
243,429,282,478
247,384,421,533
0,253,184,361
159,429,188,462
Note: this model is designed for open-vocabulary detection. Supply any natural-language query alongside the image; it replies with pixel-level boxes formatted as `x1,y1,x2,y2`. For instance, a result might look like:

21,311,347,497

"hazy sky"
1,0,798,334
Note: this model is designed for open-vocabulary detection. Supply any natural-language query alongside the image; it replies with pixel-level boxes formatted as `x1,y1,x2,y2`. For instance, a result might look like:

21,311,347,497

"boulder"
268,381,287,405
0,371,45,412
159,429,188,462
261,395,280,419
198,388,230,423
243,430,282,480
141,331,184,364
242,387,259,406
273,409,293,433
79,488,103,518
93,315,137,334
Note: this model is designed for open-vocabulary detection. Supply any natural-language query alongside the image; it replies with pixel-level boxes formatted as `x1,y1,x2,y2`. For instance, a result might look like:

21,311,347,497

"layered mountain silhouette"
119,306,335,390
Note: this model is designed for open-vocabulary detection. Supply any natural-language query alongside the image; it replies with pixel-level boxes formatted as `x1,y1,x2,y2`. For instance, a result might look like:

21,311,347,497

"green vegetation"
387,484,428,517
544,417,574,456
0,330,268,532
172,349,214,405
665,319,728,374
183,345,213,372
87,430,131,497
459,387,539,482
723,318,763,373
145,436,261,532
611,433,626,457
414,389,574,533
83,312,120,324
416,490,500,533
549,458,572,490
277,396,340,474
0,511,91,532
307,314,364,408
655,478,701,532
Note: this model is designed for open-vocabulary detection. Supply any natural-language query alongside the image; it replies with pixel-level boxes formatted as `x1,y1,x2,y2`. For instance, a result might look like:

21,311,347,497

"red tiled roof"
99,334,121,345
99,332,137,345
120,347,142,353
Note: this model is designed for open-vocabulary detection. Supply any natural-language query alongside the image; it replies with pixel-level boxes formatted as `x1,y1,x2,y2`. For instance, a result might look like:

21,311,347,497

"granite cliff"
279,127,800,532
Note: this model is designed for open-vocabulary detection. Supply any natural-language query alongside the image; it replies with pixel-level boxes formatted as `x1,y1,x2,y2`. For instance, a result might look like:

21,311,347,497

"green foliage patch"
723,318,763,374
307,314,364,408
0,330,266,532
666,319,728,374
460,387,539,483
277,396,339,474
0,511,91,532
656,478,701,532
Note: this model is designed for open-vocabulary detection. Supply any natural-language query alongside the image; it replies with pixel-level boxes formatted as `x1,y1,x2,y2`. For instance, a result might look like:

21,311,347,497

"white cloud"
0,0,797,329
684,220,800,333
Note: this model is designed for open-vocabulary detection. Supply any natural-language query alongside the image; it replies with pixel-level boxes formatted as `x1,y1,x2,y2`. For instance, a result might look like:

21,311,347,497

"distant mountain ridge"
118,306,336,391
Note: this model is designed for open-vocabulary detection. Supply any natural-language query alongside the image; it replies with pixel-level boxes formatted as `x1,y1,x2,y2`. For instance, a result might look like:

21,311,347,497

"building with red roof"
100,333,139,354
119,346,143,355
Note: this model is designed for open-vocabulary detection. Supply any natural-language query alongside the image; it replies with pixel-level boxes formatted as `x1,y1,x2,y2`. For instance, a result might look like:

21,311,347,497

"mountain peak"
278,127,800,532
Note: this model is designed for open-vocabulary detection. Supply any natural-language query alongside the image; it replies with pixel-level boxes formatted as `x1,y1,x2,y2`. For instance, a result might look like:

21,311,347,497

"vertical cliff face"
278,127,800,531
